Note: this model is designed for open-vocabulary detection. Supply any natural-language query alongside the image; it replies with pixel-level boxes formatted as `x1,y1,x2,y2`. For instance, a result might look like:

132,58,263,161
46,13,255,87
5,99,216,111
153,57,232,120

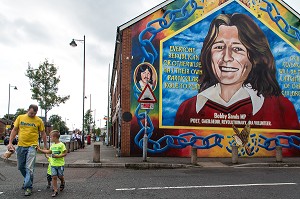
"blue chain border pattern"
138,0,203,63
134,0,300,155
260,0,300,41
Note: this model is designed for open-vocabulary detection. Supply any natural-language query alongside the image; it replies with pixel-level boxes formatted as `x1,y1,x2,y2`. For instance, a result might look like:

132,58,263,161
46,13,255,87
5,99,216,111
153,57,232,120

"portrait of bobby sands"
175,13,299,130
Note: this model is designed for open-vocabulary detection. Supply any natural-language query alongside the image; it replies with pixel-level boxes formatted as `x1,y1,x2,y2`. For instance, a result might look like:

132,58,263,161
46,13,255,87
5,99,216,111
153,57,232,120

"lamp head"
70,39,77,47
14,86,17,90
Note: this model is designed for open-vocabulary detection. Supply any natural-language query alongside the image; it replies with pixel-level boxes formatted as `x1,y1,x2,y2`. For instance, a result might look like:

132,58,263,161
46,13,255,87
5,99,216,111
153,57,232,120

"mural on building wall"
130,0,300,157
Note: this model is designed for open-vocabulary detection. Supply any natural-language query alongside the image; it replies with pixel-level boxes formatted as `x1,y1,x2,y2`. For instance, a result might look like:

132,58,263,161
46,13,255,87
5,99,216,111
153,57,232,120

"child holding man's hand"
37,130,67,197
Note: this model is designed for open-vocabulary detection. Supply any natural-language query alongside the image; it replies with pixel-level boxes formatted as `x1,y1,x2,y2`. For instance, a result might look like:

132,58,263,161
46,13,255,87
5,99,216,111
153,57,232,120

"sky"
0,0,299,131
0,0,164,130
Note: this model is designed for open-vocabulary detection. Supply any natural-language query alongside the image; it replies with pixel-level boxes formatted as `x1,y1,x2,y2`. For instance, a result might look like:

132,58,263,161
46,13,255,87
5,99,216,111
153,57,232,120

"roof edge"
278,0,300,18
118,0,175,31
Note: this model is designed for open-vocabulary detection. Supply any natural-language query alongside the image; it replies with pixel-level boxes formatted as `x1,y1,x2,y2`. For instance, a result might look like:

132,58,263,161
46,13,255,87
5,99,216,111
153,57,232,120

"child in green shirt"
38,130,67,197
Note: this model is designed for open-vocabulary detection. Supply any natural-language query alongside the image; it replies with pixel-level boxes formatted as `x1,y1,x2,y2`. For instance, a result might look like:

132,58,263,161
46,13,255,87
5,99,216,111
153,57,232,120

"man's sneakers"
24,188,32,196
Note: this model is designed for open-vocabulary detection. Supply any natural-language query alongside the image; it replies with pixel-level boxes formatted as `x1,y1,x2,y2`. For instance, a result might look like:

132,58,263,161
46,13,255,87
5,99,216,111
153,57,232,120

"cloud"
0,0,163,128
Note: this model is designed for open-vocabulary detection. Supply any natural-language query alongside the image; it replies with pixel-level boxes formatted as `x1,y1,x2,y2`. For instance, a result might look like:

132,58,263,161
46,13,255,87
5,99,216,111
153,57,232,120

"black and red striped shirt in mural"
174,95,299,130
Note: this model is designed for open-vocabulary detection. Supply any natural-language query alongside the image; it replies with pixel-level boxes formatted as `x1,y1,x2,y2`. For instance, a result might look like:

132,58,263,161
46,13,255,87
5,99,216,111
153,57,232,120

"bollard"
231,145,238,164
70,141,74,152
93,143,101,163
276,146,283,162
66,142,70,153
142,133,148,162
191,147,198,165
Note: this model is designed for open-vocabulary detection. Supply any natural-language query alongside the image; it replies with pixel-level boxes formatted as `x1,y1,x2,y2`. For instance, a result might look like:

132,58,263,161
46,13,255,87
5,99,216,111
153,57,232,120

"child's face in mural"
211,25,252,86
141,68,151,84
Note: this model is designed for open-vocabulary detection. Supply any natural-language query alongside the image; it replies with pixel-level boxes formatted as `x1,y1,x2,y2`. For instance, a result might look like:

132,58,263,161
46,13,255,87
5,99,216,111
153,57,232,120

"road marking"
0,192,3,194
116,182,296,191
233,163,300,168
235,167,300,169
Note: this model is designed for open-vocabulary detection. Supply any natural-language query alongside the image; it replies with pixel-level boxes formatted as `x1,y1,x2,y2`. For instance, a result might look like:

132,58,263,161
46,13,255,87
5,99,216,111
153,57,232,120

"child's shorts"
51,166,64,177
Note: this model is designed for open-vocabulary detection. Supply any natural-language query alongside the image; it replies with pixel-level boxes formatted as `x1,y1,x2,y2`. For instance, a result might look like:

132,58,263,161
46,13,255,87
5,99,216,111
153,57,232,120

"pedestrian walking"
76,131,82,148
7,104,47,196
71,130,76,141
37,130,67,197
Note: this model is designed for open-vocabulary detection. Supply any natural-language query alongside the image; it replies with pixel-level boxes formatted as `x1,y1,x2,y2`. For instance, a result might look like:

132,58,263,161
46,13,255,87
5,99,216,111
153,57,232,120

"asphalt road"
1,160,300,199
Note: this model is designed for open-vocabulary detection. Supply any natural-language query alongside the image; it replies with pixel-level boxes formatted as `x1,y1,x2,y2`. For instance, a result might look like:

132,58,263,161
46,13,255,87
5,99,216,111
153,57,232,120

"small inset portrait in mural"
175,13,299,130
134,62,157,92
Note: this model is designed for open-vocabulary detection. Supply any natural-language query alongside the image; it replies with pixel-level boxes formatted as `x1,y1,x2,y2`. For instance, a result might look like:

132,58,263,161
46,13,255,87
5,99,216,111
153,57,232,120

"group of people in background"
71,130,83,149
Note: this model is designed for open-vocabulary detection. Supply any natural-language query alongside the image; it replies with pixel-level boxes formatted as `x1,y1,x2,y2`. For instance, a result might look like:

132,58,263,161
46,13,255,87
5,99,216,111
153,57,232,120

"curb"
0,156,190,169
2,156,300,169
232,162,300,168
0,157,17,165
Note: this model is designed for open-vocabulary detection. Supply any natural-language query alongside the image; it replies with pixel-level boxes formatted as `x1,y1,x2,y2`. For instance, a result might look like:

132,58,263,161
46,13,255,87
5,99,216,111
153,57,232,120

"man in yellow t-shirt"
7,104,47,196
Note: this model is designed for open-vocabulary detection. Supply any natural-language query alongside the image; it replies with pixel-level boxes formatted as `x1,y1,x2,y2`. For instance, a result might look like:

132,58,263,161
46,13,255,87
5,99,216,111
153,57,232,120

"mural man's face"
141,68,151,84
211,25,252,86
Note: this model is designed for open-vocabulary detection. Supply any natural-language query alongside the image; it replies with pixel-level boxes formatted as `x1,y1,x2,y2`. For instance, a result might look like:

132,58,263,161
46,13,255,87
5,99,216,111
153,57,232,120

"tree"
13,108,27,121
84,110,93,134
26,59,70,121
95,127,101,137
3,114,12,121
48,114,68,134
3,108,27,121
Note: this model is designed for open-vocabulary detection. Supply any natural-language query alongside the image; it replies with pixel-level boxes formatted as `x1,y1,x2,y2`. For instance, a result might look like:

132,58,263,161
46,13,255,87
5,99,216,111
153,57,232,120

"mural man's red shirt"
175,95,300,130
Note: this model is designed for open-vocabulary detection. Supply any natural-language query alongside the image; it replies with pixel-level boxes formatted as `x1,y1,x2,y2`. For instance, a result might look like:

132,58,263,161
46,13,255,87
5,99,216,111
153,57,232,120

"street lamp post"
70,35,86,148
7,84,18,123
64,118,69,134
91,109,96,134
85,93,92,111
97,119,101,128
88,94,91,111
93,109,96,126
106,64,110,146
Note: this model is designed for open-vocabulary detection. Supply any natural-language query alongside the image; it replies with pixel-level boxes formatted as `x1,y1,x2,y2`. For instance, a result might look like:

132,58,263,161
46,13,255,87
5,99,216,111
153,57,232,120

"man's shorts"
51,166,64,177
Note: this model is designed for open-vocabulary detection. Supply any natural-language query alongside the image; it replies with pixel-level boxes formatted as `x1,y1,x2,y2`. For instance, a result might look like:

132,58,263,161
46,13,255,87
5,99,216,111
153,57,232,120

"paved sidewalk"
1,142,300,169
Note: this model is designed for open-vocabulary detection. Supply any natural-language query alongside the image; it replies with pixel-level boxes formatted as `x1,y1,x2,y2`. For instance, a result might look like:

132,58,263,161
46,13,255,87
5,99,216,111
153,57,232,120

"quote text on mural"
162,45,201,90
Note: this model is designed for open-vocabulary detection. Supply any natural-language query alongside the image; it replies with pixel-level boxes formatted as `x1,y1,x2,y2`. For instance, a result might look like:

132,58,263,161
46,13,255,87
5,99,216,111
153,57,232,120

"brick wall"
120,27,132,156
